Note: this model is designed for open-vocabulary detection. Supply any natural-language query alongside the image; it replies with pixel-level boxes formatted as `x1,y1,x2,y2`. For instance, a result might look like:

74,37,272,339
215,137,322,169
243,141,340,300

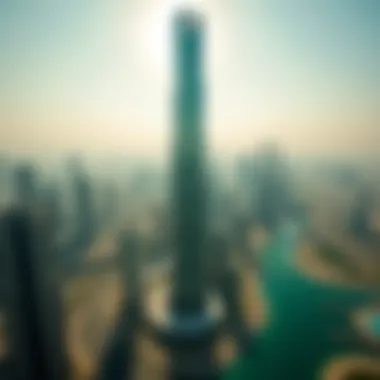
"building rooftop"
174,8,205,31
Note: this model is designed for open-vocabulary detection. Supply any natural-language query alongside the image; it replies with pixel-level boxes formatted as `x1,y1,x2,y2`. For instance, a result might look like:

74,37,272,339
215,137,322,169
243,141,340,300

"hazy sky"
1,0,378,157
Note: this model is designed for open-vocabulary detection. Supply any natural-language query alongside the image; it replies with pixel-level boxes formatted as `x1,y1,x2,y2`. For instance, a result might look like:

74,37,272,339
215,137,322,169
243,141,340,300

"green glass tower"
172,9,206,315
145,9,222,380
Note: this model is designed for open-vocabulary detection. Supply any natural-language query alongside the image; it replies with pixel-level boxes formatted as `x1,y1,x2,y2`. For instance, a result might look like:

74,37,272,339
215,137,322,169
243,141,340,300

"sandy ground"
63,223,380,380
296,234,380,288
322,356,380,380
295,242,380,379
65,261,380,380
1,229,378,380
65,264,266,380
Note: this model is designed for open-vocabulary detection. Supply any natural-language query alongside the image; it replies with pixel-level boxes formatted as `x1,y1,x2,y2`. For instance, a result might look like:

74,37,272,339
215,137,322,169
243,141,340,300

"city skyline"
1,0,378,157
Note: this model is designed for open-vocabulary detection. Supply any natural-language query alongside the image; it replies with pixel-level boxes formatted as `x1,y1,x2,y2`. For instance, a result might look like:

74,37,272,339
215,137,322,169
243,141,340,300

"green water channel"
224,225,379,380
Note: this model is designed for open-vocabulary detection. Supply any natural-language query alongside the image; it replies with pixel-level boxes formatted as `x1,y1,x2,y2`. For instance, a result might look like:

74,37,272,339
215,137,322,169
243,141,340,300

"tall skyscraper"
146,10,224,380
13,164,38,208
71,166,96,249
102,182,118,229
43,182,62,238
349,185,373,242
152,9,222,380
172,8,206,314
253,144,290,231
145,9,222,380
234,155,254,218
0,155,9,203
1,208,68,380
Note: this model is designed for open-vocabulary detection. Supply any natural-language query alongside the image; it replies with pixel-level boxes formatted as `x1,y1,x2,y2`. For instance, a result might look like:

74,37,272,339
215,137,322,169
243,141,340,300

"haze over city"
1,0,378,158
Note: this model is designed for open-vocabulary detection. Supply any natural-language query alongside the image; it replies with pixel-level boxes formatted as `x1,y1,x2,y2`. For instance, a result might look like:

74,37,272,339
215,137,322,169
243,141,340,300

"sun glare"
139,0,206,84
172,0,204,8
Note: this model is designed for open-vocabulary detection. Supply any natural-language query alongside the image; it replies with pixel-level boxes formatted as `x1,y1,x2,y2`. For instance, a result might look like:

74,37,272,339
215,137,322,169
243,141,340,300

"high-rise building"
71,167,96,248
0,155,9,204
102,182,119,229
172,9,207,314
253,144,291,231
43,182,62,238
13,164,38,207
145,9,223,380
1,208,68,380
234,155,254,217
349,186,373,242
